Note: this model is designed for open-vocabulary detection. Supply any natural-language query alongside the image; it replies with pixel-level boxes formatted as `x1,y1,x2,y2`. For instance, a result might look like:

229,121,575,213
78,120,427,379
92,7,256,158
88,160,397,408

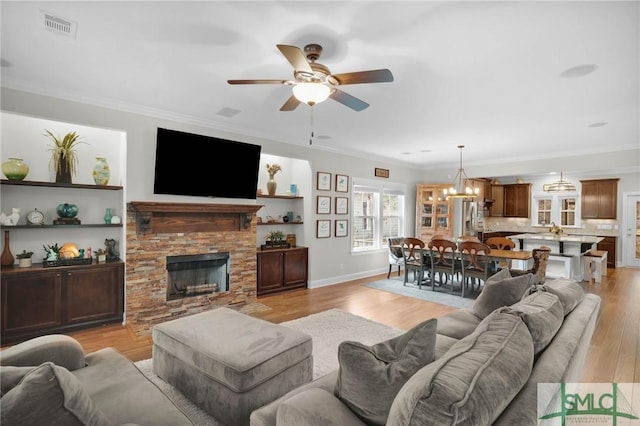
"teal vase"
104,208,112,224
56,203,79,218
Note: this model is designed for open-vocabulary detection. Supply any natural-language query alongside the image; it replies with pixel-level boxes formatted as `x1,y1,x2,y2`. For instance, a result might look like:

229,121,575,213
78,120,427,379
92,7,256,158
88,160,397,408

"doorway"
622,192,640,268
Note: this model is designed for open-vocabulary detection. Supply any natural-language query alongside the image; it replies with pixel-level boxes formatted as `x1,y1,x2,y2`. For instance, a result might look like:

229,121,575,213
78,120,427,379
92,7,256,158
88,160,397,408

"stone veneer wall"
125,210,259,336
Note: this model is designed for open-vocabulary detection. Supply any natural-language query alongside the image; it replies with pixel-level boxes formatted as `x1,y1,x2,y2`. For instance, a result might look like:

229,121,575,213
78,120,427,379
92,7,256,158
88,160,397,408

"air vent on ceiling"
41,10,77,38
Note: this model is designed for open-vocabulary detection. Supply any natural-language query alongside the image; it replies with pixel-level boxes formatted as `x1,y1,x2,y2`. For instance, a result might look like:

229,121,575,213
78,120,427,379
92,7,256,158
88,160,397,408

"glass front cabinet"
416,184,454,241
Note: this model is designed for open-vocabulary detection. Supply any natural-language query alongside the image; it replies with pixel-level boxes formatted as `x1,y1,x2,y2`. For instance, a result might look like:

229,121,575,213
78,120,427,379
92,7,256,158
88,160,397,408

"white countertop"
509,233,604,244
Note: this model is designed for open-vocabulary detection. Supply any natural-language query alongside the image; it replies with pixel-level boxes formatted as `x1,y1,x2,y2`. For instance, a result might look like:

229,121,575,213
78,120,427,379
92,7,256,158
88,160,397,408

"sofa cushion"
0,366,33,396
472,269,534,319
507,291,564,356
335,318,438,425
276,388,367,426
542,279,585,315
387,309,534,426
435,308,482,340
0,362,112,426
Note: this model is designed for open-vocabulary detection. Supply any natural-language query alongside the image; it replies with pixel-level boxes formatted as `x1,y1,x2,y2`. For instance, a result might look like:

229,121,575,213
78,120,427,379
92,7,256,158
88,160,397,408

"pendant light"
443,145,479,199
544,172,576,192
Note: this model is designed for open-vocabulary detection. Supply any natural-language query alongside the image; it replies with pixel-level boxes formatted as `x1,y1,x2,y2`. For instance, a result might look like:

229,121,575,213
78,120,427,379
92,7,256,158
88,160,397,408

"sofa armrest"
0,334,85,371
275,388,366,426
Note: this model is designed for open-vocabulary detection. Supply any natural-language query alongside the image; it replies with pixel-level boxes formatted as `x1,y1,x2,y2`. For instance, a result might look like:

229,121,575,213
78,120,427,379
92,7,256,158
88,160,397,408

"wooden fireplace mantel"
128,202,263,235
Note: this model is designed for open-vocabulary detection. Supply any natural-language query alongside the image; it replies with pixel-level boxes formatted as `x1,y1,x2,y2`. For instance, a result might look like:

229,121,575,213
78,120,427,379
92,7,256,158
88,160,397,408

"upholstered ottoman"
152,307,313,426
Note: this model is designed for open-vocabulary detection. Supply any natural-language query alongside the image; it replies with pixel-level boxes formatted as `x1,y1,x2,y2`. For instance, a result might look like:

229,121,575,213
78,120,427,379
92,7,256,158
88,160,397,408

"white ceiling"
1,1,638,170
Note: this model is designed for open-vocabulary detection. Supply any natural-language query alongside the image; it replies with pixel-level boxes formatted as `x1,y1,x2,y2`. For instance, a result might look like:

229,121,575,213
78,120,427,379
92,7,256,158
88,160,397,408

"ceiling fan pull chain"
309,107,314,145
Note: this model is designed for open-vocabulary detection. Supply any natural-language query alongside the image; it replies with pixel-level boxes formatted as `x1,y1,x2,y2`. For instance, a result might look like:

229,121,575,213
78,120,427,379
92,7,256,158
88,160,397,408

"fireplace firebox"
166,252,229,301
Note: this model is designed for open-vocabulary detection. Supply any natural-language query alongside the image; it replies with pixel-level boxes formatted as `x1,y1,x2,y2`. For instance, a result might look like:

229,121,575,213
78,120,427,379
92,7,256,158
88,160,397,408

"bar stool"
583,250,607,283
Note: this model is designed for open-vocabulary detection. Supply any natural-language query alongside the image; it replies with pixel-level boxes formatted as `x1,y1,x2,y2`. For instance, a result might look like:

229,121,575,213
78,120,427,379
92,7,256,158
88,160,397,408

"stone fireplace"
165,252,229,300
125,202,263,336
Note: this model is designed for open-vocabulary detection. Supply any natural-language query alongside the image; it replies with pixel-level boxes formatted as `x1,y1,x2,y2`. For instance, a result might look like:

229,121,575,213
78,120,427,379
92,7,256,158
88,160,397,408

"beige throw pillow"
472,269,534,319
335,318,438,425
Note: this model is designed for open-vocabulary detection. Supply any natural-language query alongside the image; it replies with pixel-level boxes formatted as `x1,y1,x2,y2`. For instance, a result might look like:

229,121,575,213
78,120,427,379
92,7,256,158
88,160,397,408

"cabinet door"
257,251,284,295
1,270,63,339
503,185,517,217
490,185,504,217
597,237,616,268
63,263,124,325
597,181,617,219
283,248,308,288
581,181,599,218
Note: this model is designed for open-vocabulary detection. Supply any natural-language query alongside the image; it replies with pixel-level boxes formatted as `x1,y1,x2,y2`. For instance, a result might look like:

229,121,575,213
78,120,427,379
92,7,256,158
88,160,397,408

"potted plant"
266,230,287,248
44,130,85,184
95,248,107,263
16,250,33,268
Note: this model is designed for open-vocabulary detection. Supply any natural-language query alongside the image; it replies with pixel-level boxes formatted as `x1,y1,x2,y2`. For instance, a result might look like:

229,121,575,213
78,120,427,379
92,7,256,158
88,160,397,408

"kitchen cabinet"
257,247,308,296
490,185,504,217
503,184,531,218
581,179,619,219
597,236,616,269
415,184,454,241
1,261,124,344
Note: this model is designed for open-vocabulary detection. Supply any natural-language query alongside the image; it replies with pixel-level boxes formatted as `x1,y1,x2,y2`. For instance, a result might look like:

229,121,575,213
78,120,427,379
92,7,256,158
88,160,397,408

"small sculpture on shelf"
43,244,60,261
0,208,20,226
105,238,119,260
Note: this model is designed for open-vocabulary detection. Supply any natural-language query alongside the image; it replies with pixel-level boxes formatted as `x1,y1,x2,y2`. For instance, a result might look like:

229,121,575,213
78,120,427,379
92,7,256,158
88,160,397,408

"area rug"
134,308,402,426
363,276,478,308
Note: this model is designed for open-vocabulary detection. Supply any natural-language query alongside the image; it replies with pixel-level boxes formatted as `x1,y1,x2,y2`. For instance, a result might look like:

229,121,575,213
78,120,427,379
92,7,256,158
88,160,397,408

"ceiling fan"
228,43,394,111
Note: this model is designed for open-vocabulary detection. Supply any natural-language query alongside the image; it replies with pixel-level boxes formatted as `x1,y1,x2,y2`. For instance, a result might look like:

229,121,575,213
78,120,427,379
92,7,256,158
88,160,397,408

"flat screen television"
153,128,262,199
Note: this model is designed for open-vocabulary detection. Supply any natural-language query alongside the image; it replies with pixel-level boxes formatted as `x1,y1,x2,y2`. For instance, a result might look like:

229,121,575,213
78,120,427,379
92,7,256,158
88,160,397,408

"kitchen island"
509,233,604,281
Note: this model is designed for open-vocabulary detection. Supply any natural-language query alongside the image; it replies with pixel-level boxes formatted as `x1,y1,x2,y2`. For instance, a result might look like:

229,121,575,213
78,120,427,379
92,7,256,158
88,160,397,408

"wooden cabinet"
581,179,619,219
503,184,531,218
597,236,617,269
1,261,124,344
257,247,308,296
415,184,454,241
490,185,504,217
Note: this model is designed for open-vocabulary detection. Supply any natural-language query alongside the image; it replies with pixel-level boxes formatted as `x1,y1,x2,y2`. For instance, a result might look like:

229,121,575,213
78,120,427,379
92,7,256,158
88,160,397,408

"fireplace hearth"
166,252,229,301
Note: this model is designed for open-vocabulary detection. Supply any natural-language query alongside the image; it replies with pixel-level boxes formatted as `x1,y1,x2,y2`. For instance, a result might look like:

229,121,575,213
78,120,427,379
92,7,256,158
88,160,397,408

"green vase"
2,158,29,181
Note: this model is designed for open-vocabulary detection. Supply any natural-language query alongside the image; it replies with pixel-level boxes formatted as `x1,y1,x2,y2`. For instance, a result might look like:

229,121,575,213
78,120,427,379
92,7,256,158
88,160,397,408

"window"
352,179,406,252
532,193,580,227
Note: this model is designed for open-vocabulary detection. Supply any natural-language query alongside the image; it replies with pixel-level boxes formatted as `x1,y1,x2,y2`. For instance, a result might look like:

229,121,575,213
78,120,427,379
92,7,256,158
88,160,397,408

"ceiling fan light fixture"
292,82,331,106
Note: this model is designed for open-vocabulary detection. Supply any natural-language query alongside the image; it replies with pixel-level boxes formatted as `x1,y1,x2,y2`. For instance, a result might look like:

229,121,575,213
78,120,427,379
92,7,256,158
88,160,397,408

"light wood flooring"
20,267,640,383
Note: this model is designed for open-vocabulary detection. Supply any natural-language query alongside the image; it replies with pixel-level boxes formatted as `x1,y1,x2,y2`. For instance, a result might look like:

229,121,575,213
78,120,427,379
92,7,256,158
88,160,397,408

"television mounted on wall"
153,128,262,199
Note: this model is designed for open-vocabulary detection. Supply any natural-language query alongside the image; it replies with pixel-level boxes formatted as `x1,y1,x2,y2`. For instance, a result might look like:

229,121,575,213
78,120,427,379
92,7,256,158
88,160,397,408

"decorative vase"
2,158,29,181
92,157,110,185
56,203,79,218
267,175,277,196
104,208,112,224
55,153,72,184
1,230,14,266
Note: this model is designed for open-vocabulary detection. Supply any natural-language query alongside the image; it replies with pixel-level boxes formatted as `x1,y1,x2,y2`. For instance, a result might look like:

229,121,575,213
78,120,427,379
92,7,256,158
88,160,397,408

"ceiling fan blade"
280,95,301,111
329,89,369,111
276,44,313,73
332,69,394,85
227,79,287,85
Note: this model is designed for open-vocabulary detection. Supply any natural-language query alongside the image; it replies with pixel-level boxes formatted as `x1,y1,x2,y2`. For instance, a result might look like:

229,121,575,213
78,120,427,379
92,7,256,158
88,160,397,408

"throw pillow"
0,362,112,426
335,318,438,425
543,279,585,315
507,291,564,356
0,366,33,397
387,309,534,426
472,269,534,319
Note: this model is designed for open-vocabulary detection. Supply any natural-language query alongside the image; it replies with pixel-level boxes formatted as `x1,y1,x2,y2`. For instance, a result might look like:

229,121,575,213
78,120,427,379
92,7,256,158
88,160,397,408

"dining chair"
485,236,516,270
458,240,495,297
387,237,404,278
427,237,462,293
400,237,431,289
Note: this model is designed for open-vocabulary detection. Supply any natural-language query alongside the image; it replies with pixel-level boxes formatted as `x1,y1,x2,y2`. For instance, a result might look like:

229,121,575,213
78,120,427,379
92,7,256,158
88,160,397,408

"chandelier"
544,172,576,192
443,145,479,199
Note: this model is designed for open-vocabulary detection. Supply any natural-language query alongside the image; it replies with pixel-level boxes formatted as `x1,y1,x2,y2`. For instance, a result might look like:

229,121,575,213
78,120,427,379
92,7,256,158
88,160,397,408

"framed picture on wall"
335,220,348,237
335,174,349,192
317,220,331,238
335,197,348,215
317,196,331,214
317,172,332,191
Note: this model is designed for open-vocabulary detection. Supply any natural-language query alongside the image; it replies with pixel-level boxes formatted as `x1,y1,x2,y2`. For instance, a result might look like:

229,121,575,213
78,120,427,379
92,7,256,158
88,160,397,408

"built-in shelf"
1,224,122,230
1,179,123,190
258,222,303,226
257,195,303,200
